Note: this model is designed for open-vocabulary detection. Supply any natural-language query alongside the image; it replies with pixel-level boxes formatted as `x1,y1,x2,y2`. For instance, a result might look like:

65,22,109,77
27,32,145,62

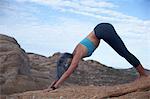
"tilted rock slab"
2,76,150,99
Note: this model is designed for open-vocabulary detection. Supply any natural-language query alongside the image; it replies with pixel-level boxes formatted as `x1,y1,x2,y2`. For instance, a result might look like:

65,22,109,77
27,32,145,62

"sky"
0,0,150,69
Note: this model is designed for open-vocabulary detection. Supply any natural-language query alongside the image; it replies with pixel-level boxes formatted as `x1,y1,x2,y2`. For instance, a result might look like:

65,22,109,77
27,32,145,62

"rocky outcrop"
0,34,149,98
3,76,150,99
0,34,56,95
0,34,30,75
0,34,63,95
0,34,31,94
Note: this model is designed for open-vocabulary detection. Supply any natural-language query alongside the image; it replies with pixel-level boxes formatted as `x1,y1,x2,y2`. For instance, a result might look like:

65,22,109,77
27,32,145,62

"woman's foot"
136,65,148,77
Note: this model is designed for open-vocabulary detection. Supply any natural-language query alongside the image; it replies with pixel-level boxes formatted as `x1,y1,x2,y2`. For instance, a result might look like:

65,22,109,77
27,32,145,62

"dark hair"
55,52,73,80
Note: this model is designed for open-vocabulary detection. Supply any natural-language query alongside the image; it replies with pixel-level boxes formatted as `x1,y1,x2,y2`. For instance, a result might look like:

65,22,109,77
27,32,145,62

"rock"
0,34,56,95
0,34,30,75
0,34,31,94
3,76,150,99
1,34,150,97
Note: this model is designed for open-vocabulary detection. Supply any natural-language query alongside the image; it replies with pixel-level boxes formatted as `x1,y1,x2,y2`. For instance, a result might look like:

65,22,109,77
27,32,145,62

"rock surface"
0,34,31,94
2,76,150,99
0,34,150,99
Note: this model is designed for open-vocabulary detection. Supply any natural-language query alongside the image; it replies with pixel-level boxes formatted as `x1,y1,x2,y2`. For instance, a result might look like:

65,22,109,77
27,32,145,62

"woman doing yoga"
45,23,148,91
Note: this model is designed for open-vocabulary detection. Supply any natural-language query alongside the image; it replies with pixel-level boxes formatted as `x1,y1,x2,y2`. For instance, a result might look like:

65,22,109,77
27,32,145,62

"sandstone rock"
0,34,31,94
0,34,30,74
0,34,56,95
1,34,149,97
3,76,150,99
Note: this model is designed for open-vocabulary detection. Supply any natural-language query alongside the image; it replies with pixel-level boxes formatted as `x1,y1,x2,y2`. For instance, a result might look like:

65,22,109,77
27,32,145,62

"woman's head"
56,52,73,80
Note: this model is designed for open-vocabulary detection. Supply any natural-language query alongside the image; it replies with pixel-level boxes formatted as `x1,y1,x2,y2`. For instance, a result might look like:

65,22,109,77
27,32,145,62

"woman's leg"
94,23,147,77
135,64,148,77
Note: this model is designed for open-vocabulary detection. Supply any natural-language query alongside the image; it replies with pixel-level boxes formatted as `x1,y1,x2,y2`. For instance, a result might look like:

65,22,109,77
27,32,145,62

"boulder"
0,34,30,75
0,34,55,95
0,34,31,94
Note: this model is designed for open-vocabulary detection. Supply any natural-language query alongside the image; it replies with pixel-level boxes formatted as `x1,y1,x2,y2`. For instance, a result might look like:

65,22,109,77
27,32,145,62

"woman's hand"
43,85,58,93
43,80,58,92
43,88,54,92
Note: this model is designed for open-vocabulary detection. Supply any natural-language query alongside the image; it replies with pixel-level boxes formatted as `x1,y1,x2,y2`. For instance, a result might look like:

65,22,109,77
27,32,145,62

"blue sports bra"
80,38,96,57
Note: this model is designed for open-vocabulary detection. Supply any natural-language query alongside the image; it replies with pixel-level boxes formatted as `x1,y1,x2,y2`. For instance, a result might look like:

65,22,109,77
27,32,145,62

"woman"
45,23,148,91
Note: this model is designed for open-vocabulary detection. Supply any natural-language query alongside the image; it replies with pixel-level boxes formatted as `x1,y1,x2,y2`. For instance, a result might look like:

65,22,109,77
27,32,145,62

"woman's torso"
86,31,100,48
73,31,100,58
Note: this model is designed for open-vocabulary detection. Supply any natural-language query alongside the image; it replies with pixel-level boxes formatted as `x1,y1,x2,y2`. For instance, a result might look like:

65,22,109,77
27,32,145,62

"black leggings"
94,23,141,68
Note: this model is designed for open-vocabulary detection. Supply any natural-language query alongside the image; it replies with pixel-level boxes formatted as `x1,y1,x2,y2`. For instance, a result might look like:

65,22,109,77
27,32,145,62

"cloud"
16,0,117,8
14,0,150,36
1,0,150,49
0,0,149,69
2,0,150,46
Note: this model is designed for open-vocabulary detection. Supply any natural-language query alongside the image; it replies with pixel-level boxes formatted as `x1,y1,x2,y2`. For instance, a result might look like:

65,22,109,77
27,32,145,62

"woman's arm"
53,50,83,88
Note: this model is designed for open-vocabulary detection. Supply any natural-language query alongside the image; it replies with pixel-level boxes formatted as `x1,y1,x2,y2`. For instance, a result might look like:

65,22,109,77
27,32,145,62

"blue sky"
0,0,150,69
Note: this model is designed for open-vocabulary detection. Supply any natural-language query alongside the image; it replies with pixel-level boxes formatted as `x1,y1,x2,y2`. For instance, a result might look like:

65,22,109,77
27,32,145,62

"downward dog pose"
45,23,148,91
